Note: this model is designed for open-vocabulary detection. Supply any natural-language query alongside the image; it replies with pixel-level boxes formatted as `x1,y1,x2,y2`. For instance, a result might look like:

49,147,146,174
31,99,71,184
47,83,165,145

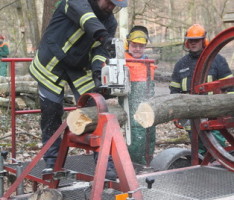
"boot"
42,163,54,174
40,96,63,173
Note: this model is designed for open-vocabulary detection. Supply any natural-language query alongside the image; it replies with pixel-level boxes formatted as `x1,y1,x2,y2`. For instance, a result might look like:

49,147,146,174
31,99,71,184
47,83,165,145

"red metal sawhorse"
2,93,142,200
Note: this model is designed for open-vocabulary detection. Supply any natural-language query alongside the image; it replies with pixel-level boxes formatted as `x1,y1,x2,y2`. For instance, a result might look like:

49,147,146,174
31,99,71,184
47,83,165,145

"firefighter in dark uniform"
169,24,234,155
29,0,128,180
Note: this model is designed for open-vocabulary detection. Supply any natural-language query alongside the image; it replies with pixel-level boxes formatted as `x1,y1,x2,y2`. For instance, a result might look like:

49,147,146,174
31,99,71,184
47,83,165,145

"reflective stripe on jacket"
169,53,233,94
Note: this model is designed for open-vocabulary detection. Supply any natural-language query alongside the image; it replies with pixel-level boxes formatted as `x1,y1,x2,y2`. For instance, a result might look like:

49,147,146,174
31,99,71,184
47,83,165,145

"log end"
67,109,92,135
134,102,154,128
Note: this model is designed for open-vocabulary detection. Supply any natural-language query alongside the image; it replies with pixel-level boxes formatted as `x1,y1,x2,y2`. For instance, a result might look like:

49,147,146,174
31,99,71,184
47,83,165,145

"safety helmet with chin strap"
124,25,149,50
111,0,127,7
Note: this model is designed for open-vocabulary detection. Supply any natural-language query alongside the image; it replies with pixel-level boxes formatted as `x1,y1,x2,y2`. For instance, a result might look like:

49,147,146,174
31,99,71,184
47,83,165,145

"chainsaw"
101,38,132,145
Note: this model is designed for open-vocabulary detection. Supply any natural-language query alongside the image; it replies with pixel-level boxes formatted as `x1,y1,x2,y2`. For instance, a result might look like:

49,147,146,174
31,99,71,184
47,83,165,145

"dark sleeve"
215,54,233,79
169,62,182,94
64,0,108,39
214,54,234,93
90,16,117,72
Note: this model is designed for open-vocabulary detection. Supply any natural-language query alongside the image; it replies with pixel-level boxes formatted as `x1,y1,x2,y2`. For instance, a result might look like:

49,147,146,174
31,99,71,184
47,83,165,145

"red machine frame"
190,26,234,169
1,58,76,159
2,93,142,199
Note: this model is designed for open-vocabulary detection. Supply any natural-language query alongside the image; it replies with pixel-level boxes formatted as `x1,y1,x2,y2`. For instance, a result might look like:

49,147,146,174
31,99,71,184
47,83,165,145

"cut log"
0,81,38,94
66,94,234,135
0,75,35,83
15,97,27,109
0,97,9,107
0,96,37,109
67,104,127,135
134,94,234,128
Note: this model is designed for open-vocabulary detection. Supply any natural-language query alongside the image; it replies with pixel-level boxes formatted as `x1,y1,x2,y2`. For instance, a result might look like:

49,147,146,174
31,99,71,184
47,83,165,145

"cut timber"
67,104,127,135
0,75,35,83
0,96,36,109
134,94,234,128
0,81,37,94
0,97,9,107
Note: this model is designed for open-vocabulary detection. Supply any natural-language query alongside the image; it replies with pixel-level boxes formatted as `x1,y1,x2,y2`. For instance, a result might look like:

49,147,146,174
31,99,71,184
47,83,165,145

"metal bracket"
53,170,77,180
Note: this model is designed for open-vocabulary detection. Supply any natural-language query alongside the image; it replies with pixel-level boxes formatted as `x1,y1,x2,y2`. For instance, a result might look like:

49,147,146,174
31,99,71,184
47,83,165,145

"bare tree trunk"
42,0,58,34
35,0,44,39
25,0,41,49
14,0,27,57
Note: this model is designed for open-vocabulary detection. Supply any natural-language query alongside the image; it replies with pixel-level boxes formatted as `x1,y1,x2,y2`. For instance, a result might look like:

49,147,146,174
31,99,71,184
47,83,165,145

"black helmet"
111,0,128,7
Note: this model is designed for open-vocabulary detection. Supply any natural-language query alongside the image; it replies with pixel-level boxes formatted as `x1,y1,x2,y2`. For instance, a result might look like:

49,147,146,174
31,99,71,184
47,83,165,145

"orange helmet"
184,24,209,48
185,24,206,39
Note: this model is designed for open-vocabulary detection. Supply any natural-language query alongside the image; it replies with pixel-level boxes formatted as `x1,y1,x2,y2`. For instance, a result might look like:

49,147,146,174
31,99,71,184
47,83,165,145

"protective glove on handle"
92,70,102,89
92,70,114,99
99,34,116,58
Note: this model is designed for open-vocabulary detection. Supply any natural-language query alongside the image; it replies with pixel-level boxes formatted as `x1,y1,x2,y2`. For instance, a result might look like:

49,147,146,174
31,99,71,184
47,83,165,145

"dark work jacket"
29,0,117,95
169,52,233,94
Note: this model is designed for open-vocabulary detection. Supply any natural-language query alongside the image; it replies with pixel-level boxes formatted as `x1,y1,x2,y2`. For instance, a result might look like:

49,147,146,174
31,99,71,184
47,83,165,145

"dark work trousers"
39,82,80,167
39,84,115,170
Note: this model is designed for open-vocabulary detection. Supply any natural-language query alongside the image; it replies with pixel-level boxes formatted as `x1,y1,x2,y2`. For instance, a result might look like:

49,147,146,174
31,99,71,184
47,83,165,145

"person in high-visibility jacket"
0,35,9,77
29,0,128,180
169,24,234,155
121,26,157,165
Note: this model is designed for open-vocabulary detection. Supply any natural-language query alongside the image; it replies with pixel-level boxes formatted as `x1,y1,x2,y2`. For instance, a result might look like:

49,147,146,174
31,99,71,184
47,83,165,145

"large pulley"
191,26,234,171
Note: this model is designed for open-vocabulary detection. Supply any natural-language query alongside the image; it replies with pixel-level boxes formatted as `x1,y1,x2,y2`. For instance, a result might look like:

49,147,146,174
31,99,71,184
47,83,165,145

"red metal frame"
126,58,155,64
1,58,76,160
190,26,234,169
2,93,142,199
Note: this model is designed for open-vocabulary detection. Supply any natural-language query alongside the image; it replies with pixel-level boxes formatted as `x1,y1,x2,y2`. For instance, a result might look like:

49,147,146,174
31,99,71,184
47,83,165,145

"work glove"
100,36,116,58
92,70,114,99
93,70,102,89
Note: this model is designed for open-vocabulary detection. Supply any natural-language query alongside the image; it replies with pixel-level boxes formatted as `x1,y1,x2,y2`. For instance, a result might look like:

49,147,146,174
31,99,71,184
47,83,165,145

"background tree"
42,0,59,34
0,0,233,73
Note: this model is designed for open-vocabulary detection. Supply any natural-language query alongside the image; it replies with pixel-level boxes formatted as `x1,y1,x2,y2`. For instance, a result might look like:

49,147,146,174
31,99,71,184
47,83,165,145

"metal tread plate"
5,154,147,186
7,156,234,199
140,166,234,200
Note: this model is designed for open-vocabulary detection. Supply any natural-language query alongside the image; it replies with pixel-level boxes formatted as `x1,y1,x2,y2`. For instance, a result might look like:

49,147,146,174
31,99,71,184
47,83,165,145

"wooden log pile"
0,75,39,109
0,75,75,109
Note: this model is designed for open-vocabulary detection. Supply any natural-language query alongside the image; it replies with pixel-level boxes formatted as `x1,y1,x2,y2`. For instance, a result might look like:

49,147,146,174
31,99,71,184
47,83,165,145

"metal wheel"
191,26,234,171
150,147,203,171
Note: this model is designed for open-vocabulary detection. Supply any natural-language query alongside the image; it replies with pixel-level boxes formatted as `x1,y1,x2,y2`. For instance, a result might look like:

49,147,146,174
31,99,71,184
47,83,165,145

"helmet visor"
111,0,127,7
185,36,205,39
